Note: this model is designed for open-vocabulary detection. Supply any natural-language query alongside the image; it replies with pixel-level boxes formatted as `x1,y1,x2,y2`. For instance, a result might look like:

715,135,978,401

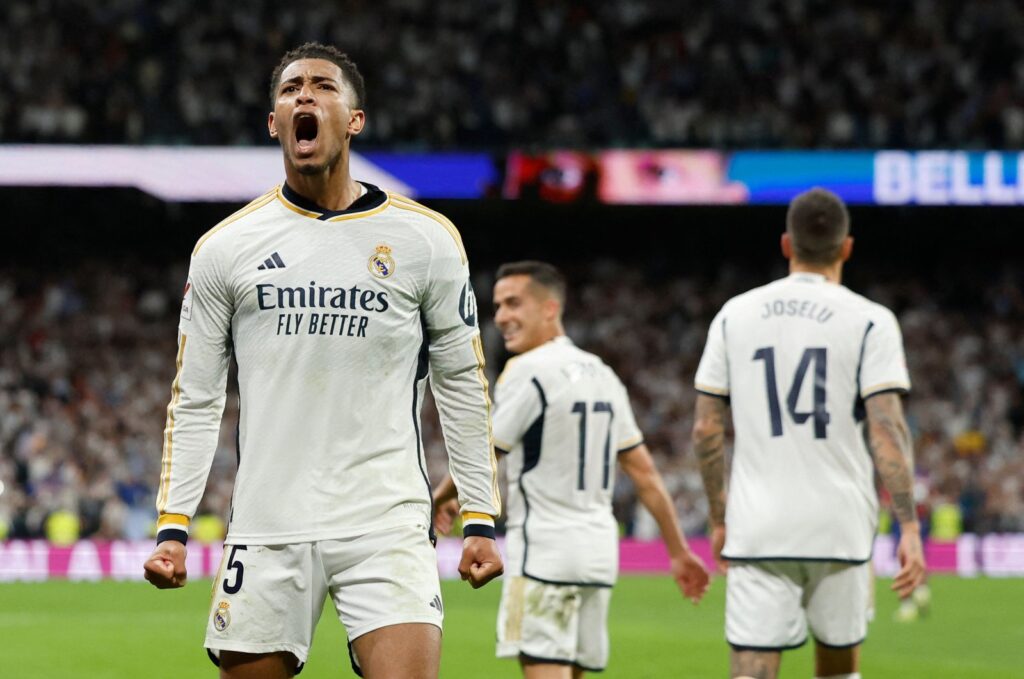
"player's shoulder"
495,351,549,394
547,338,624,386
563,340,613,371
496,354,528,386
385,192,467,263
501,340,555,376
191,186,279,257
496,338,573,384
836,285,901,327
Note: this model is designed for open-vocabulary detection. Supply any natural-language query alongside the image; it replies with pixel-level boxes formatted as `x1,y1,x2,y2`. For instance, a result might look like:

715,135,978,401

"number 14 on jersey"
753,347,831,439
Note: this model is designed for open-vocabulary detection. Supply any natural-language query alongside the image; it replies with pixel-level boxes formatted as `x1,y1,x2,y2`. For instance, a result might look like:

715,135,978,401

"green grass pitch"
1,575,1020,678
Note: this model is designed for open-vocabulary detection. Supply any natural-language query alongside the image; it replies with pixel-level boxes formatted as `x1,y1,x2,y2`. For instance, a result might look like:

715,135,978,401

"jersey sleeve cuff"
156,513,190,545
492,436,514,452
861,382,911,399
695,383,730,400
462,511,496,539
616,436,645,454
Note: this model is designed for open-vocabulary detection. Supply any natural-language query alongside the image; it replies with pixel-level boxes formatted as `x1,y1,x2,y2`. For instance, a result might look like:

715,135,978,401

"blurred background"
1,0,1022,571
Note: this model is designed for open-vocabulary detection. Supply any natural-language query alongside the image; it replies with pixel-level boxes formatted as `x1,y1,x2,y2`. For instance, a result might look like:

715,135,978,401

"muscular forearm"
866,393,917,527
692,395,728,526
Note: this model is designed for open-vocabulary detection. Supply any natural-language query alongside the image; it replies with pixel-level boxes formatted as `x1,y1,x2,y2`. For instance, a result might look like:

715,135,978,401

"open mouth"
294,114,319,154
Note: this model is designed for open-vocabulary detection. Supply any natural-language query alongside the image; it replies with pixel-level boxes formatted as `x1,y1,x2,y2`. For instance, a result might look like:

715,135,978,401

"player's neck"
545,322,566,345
284,155,363,212
519,326,565,353
789,260,843,284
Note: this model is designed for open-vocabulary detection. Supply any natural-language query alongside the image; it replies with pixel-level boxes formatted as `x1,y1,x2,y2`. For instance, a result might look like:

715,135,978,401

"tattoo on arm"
865,393,916,525
693,395,728,526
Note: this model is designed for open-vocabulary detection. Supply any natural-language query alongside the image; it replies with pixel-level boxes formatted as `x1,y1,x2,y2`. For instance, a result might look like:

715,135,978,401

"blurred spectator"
3,1,1024,149
45,507,79,546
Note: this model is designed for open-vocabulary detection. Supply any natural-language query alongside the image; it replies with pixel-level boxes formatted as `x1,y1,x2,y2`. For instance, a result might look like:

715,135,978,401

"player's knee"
219,650,298,678
520,657,574,679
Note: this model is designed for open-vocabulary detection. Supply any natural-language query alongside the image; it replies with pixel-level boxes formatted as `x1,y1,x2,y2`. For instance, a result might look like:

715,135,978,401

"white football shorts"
496,575,612,672
726,560,871,650
204,522,443,671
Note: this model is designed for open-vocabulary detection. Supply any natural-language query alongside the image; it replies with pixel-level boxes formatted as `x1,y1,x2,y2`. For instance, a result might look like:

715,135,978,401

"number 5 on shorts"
223,545,247,594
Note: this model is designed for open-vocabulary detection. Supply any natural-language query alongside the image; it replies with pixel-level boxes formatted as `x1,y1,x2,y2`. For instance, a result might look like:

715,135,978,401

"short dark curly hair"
268,42,365,109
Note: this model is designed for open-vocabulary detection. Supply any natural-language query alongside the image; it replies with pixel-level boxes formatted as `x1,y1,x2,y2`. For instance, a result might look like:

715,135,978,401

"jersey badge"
213,601,231,631
368,244,396,279
181,279,193,321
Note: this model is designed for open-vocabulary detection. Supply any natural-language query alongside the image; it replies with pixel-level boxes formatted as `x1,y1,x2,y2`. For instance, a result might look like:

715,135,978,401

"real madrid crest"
368,244,395,279
213,600,231,631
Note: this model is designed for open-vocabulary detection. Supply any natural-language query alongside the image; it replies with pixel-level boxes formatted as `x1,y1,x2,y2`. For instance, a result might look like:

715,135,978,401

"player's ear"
840,236,854,262
543,297,561,322
780,232,793,260
348,109,366,137
268,112,278,139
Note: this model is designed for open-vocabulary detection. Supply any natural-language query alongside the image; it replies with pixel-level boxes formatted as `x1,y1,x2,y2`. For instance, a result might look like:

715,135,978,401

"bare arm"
432,475,458,506
865,391,926,596
692,394,728,527
620,443,710,602
865,393,917,528
431,474,460,536
619,444,689,559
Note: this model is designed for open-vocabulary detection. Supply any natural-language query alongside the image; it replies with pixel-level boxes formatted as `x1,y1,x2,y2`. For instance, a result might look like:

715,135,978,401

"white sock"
815,673,861,679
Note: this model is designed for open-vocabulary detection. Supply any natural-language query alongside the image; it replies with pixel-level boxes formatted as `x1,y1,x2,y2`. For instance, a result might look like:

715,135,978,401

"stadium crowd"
3,0,1024,149
1,259,1021,542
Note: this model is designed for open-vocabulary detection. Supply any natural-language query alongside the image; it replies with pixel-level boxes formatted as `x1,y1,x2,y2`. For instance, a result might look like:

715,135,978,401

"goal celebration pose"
144,42,502,679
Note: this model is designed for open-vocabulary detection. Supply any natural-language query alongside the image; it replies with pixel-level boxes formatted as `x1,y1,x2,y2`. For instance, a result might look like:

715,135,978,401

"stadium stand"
2,0,1024,149
2,0,1022,545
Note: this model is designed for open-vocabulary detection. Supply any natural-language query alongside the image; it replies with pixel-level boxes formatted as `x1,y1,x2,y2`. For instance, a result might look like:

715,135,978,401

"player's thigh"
350,622,441,679
804,561,870,649
322,523,443,672
497,575,528,657
497,576,583,666
574,586,612,672
206,543,325,669
726,562,807,650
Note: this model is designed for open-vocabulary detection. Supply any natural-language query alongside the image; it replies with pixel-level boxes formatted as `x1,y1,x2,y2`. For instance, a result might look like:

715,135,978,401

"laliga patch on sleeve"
181,279,193,321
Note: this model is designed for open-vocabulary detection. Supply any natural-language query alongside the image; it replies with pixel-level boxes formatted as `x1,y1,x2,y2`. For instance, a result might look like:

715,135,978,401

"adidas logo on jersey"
257,252,286,270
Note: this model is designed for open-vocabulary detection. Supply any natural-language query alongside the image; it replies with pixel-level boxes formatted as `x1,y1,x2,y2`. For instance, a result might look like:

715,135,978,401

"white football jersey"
156,183,500,545
493,337,643,586
695,272,910,562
